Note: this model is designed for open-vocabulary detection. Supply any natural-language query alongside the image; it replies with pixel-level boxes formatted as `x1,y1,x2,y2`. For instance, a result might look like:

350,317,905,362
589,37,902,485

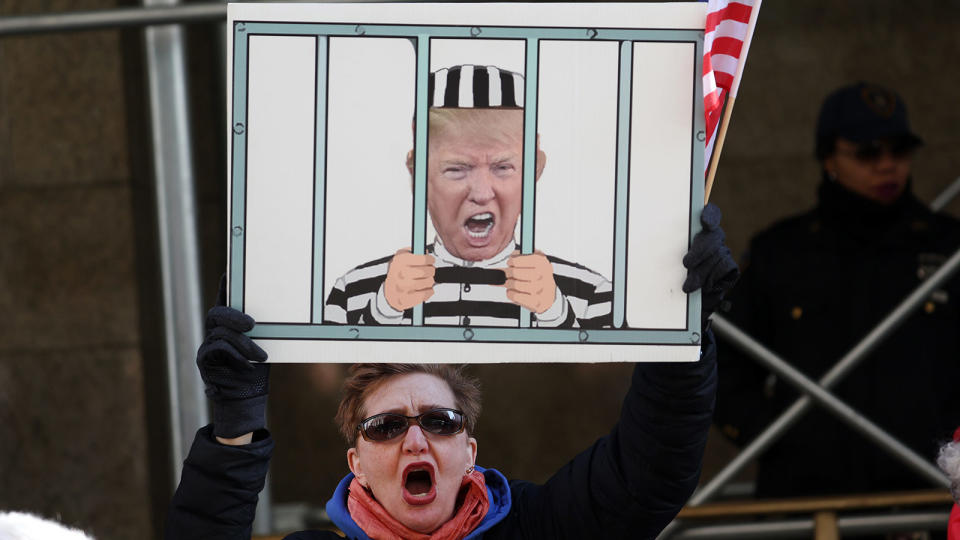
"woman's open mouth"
463,212,495,245
401,462,437,506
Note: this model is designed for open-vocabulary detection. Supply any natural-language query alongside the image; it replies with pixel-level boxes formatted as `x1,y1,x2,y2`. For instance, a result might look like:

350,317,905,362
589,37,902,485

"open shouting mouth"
401,462,437,506
464,212,495,243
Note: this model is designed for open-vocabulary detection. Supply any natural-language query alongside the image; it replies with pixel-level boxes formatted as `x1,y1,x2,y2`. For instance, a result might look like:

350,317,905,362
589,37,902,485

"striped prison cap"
428,65,524,108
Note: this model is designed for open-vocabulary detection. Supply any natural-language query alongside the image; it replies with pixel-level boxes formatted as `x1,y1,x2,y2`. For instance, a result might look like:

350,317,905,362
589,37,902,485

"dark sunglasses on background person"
836,137,919,163
357,408,465,442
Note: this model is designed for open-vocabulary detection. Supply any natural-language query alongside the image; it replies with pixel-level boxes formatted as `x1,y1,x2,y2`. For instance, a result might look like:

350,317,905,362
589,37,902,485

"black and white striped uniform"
324,239,612,328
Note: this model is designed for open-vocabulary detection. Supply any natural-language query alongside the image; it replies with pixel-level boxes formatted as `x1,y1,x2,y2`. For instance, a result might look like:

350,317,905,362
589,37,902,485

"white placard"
227,3,707,362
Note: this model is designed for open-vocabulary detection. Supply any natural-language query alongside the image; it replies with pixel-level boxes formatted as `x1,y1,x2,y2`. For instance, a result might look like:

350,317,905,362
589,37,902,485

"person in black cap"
714,81,960,499
815,82,923,205
323,65,613,328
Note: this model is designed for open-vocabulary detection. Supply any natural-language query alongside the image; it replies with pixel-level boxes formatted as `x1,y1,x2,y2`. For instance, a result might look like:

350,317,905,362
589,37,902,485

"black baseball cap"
815,82,922,158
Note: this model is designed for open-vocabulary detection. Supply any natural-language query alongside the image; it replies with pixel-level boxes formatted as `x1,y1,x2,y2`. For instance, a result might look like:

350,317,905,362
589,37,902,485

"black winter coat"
166,331,718,540
715,180,960,497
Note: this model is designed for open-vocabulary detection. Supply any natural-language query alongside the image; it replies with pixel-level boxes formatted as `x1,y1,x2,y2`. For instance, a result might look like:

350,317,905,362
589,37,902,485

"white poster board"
227,2,707,362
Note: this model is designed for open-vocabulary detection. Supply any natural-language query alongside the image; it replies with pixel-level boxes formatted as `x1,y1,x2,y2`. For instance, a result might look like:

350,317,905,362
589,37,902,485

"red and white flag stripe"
703,0,760,164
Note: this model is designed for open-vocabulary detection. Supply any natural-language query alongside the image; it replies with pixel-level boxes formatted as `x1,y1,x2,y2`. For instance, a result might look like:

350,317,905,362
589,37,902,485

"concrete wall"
0,2,155,539
1,2,958,539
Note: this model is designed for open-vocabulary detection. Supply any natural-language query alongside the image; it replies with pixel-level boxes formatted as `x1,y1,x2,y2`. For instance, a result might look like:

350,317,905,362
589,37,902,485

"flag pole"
704,0,762,204
704,93,734,203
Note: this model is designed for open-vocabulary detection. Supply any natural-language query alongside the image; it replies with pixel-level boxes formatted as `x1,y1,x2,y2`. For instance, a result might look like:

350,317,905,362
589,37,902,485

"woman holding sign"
165,203,737,540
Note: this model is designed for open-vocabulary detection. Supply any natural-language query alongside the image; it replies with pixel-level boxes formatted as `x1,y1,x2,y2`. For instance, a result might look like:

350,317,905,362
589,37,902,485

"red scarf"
949,504,959,540
347,470,489,540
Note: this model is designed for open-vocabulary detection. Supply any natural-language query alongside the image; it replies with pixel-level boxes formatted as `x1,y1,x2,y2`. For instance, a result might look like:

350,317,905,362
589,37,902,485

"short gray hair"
937,439,960,501
0,512,93,540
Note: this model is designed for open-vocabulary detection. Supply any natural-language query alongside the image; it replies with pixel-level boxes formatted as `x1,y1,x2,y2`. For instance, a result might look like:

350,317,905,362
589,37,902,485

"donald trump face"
408,108,546,262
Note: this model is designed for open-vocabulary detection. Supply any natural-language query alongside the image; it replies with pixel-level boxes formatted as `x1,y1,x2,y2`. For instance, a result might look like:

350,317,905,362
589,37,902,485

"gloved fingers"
206,325,268,363
710,251,740,293
700,203,722,231
202,361,270,400
682,272,703,294
685,205,738,313
695,248,739,291
698,247,735,287
206,361,270,390
206,305,256,334
683,245,737,293
682,228,725,269
682,256,711,293
197,338,256,372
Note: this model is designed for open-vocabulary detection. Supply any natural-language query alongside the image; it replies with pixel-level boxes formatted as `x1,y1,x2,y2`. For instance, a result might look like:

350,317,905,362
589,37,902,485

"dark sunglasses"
839,139,917,162
357,408,465,442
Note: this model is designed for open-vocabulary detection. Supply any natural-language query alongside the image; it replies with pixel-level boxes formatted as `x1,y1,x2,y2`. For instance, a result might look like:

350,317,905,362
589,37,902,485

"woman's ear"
347,447,367,487
823,156,837,181
466,437,478,467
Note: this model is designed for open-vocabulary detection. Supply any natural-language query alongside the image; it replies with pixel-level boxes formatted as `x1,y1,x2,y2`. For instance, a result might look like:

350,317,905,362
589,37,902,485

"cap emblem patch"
859,85,897,118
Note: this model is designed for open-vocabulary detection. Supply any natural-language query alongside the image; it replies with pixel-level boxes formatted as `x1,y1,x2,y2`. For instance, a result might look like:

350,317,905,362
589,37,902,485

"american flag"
703,0,761,168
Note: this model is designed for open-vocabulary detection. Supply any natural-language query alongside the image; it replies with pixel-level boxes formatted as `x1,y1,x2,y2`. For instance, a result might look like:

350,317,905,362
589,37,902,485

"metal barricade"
659,188,960,538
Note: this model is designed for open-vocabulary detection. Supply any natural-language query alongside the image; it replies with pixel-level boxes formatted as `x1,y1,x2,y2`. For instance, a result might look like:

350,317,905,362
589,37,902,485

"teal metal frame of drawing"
229,20,705,347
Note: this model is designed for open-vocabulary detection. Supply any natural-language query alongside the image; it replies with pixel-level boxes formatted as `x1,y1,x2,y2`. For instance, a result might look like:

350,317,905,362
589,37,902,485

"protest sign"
227,2,707,362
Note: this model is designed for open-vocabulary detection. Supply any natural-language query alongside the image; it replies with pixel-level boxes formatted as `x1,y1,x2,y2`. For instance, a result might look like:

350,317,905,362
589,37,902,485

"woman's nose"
401,425,429,454
874,151,899,171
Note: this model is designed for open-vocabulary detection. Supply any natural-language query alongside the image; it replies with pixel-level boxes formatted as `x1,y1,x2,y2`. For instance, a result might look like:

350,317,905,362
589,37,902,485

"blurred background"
1,1,958,539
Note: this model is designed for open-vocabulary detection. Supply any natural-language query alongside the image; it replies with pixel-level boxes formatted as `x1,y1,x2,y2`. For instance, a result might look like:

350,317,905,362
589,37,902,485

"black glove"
682,203,739,322
196,278,269,439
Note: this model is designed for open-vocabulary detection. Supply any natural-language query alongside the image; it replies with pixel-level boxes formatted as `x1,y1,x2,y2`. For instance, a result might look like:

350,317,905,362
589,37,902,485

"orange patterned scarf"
347,470,489,540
